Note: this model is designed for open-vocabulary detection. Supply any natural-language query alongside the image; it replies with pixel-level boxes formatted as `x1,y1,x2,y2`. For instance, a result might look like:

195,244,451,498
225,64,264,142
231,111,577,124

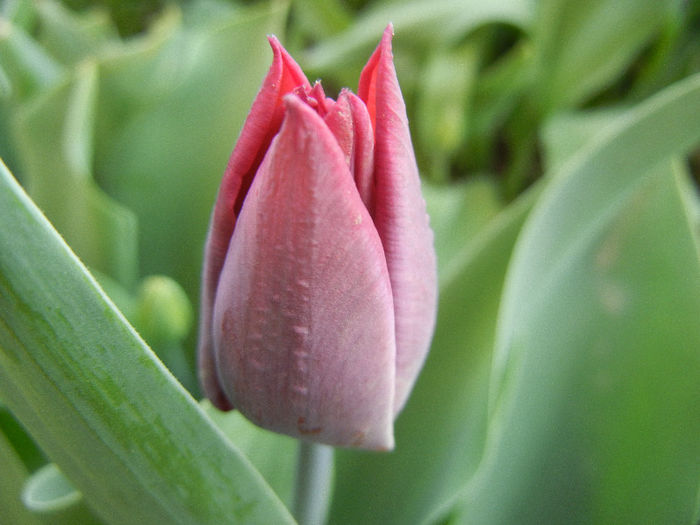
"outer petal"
359,25,438,415
199,37,310,409
212,96,396,450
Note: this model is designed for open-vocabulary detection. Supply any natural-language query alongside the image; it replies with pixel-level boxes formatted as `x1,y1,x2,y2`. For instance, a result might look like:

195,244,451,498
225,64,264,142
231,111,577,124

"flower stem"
293,441,334,525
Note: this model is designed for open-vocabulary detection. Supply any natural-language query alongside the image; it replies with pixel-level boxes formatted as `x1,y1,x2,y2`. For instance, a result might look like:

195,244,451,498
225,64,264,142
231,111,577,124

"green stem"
292,441,334,525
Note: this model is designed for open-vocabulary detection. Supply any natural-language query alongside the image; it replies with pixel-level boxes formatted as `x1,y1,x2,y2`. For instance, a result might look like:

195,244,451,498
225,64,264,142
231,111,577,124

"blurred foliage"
0,0,699,523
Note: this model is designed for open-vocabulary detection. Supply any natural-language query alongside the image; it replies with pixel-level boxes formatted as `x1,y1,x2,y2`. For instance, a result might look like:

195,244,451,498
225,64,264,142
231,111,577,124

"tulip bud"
198,25,437,450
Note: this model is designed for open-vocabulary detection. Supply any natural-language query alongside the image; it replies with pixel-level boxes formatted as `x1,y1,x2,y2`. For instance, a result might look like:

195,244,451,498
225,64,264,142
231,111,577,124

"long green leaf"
458,74,700,524
0,160,295,525
495,73,700,376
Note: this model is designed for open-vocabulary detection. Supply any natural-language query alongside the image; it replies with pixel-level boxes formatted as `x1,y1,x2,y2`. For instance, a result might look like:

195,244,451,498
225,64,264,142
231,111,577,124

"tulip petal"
359,25,438,415
323,89,375,214
212,96,396,450
198,36,311,409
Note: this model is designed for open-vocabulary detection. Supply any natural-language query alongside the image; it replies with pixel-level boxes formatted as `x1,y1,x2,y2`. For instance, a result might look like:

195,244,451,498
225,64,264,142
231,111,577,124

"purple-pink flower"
198,26,437,450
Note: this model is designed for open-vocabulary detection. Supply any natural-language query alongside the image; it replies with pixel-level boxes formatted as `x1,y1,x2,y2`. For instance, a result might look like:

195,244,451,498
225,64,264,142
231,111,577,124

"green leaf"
327,182,538,525
0,18,63,101
291,0,351,39
2,0,39,31
0,402,45,472
33,0,117,66
467,41,532,167
202,401,299,509
14,60,139,288
0,160,295,525
303,0,532,72
531,0,677,112
423,178,502,284
93,0,290,301
0,421,42,525
415,42,480,181
541,108,628,173
22,463,101,525
5,0,290,302
456,74,700,524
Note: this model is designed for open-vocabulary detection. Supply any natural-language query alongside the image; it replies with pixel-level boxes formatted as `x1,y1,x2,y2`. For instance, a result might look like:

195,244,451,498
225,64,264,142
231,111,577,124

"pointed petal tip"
266,34,285,60
375,30,394,79
384,23,394,38
266,34,280,47
380,24,394,54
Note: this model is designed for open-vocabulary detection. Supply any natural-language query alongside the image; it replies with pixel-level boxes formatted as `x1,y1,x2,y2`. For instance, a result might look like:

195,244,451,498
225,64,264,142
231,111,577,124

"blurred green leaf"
291,0,351,40
22,463,101,525
423,178,502,283
456,74,700,524
1,0,38,30
467,41,532,170
416,42,479,181
0,160,295,524
14,59,139,288
34,0,117,66
0,402,45,473
93,0,290,300
304,0,532,72
0,421,42,525
0,18,63,101
541,108,628,173
630,2,700,100
4,0,290,305
531,0,678,112
328,181,538,525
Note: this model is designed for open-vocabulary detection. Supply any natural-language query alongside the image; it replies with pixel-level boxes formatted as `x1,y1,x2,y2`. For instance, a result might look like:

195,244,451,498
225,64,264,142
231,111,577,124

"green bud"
134,275,192,345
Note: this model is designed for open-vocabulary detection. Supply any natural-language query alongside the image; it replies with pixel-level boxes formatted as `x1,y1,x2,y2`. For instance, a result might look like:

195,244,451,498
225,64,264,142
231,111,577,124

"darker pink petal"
212,96,396,450
359,25,438,415
198,37,310,409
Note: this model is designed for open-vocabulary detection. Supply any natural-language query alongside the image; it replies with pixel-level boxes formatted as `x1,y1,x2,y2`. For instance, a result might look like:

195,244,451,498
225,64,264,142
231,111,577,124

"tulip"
198,25,436,450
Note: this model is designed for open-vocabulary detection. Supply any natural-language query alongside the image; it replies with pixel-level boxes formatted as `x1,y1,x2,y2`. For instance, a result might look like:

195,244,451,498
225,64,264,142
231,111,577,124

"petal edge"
360,25,438,415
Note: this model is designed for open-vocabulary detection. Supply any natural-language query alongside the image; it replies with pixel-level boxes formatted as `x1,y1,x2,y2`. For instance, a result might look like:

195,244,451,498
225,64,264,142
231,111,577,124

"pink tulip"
198,25,436,450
